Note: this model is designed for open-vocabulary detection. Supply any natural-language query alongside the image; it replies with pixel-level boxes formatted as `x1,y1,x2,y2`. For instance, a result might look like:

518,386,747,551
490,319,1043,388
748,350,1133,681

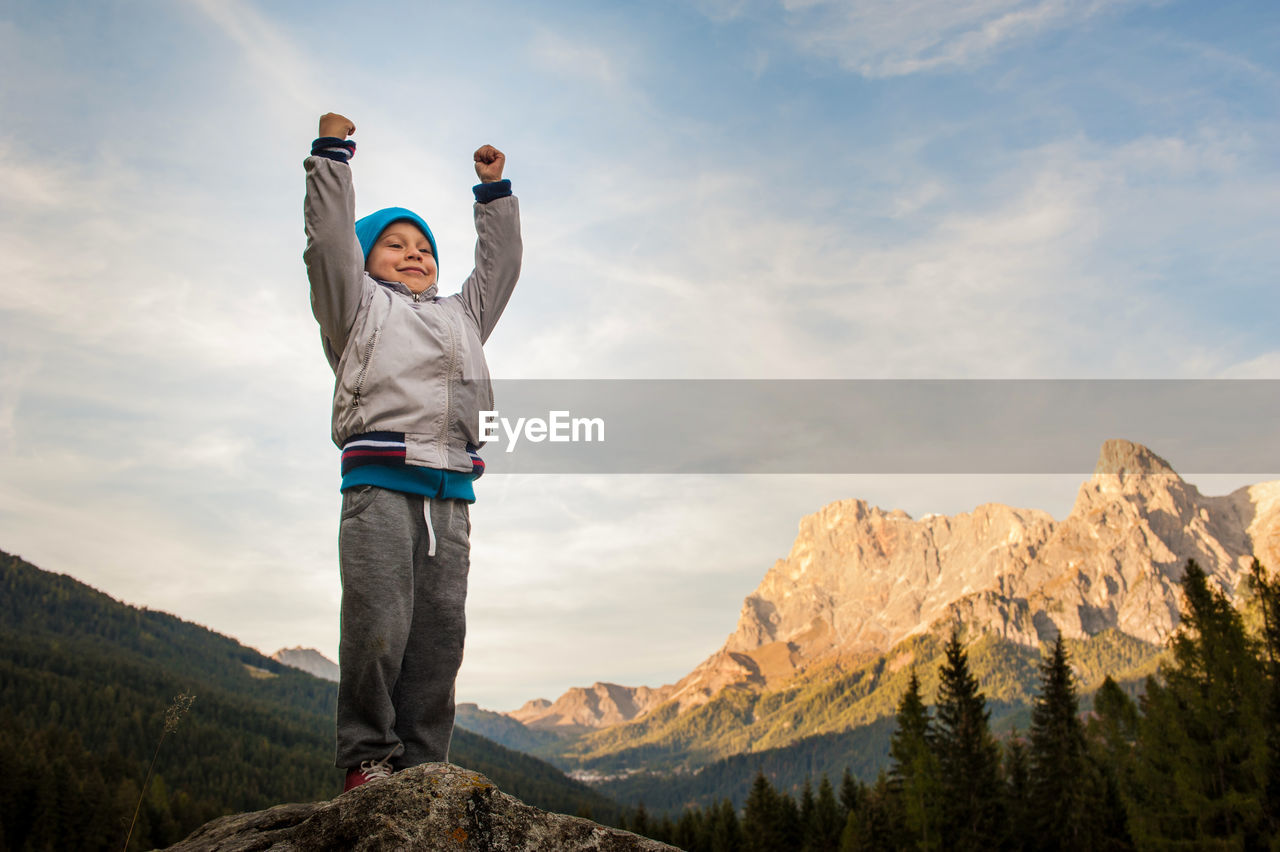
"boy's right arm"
303,113,367,359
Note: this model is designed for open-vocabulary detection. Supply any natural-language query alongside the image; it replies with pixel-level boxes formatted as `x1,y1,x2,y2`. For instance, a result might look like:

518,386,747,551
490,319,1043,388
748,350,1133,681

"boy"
304,112,522,792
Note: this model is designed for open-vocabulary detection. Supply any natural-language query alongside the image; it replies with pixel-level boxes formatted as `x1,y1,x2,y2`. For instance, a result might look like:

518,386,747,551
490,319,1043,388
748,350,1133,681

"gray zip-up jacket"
303,155,522,472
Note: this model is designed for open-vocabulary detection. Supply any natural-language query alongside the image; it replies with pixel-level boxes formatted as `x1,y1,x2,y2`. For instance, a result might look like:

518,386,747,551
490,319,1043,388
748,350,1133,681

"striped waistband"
341,431,484,479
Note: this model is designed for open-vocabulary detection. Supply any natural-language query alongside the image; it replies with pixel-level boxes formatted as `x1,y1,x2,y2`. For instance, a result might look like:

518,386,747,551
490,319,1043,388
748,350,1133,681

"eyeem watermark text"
479,410,605,453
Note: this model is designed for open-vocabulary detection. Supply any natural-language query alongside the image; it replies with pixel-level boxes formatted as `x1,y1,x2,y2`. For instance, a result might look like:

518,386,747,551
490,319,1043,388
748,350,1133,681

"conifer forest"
616,558,1280,851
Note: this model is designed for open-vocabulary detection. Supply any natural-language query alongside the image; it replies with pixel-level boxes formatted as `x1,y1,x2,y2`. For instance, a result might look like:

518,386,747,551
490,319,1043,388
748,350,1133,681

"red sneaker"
342,750,397,793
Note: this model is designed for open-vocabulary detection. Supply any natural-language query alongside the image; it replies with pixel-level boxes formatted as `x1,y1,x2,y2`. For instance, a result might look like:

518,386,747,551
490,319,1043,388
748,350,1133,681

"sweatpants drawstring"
423,497,437,557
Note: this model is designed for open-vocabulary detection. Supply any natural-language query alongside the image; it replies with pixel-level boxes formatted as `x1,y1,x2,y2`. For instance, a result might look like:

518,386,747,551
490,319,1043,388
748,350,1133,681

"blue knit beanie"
354,207,439,271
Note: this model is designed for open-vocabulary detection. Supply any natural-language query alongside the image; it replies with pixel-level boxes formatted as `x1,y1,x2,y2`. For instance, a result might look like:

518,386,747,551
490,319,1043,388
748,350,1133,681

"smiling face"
365,221,438,293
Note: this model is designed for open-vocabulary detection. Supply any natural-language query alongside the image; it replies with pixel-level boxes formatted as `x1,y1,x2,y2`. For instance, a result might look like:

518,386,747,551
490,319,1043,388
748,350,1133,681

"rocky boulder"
162,762,674,852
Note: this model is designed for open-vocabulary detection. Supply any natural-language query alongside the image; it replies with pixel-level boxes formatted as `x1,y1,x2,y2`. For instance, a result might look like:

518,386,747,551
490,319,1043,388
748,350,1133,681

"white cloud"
688,0,759,23
182,0,323,109
1219,351,1280,379
528,29,626,89
1156,33,1280,90
702,0,1159,78
0,153,86,209
497,115,1279,381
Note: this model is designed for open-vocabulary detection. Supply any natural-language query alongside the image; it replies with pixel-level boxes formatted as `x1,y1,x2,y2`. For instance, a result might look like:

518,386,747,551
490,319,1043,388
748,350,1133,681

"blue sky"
1,0,1277,710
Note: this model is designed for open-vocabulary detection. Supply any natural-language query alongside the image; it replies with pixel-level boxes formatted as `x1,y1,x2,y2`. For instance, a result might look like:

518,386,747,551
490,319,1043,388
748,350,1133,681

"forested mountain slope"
0,550,617,850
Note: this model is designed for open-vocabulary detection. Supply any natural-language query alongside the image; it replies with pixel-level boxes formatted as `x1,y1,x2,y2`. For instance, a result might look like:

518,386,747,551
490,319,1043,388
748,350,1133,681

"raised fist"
319,113,355,139
474,145,506,183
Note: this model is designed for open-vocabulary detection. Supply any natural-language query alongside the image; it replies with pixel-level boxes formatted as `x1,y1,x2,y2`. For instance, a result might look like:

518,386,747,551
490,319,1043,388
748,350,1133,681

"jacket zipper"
351,324,381,408
441,311,458,460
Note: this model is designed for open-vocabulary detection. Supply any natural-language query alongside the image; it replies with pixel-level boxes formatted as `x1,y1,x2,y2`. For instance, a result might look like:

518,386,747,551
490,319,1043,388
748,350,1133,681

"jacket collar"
375,278,438,300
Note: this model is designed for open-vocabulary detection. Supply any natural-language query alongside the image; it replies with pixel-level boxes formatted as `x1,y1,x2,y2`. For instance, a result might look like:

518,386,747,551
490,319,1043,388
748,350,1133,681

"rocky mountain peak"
1093,438,1178,477
271,647,339,683
510,698,552,719
1071,438,1205,526
1084,438,1196,506
670,441,1275,712
509,683,673,731
506,440,1280,728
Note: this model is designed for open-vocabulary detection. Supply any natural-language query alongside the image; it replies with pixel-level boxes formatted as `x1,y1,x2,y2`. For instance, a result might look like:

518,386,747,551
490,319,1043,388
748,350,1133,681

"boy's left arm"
459,145,522,344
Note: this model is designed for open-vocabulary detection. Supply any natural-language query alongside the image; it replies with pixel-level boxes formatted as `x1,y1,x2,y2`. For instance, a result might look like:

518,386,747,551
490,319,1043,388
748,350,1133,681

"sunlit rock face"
512,440,1280,723
510,683,675,732
668,440,1279,711
271,647,339,682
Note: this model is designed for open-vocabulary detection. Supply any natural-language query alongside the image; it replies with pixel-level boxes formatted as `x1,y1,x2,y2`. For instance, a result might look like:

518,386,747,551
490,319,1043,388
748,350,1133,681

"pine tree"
800,778,817,850
1002,729,1032,850
889,670,941,849
1089,677,1139,755
675,808,702,851
777,789,803,852
840,772,901,852
890,671,931,773
710,798,743,852
630,801,651,838
1248,557,1280,837
933,629,1004,850
1082,677,1136,849
655,814,677,845
839,767,862,818
744,772,783,852
1129,559,1269,847
812,776,843,852
1027,635,1101,849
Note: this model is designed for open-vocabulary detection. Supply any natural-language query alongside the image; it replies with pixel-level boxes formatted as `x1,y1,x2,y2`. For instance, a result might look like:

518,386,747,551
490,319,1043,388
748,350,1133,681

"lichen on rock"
161,762,675,852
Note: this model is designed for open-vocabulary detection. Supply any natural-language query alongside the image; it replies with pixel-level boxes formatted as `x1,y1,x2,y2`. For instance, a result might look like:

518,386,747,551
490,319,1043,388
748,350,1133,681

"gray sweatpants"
335,486,470,770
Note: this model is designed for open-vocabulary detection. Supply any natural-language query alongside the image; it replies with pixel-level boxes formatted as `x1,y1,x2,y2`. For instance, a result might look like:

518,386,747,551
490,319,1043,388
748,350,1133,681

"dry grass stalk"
122,692,196,851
